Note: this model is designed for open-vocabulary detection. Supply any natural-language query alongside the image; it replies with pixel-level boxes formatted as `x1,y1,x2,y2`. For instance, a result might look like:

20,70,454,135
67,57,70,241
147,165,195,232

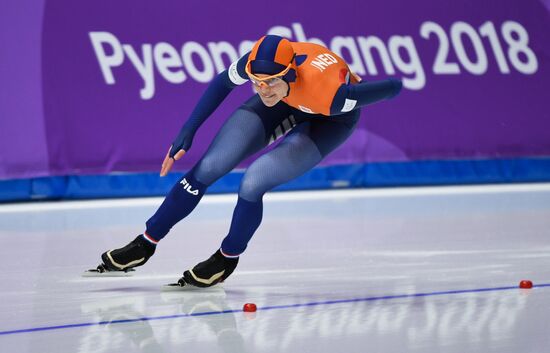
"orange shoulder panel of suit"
283,42,355,116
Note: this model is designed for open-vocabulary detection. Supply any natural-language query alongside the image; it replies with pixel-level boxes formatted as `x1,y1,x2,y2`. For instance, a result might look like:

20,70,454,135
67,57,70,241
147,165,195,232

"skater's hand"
160,146,186,177
160,125,195,177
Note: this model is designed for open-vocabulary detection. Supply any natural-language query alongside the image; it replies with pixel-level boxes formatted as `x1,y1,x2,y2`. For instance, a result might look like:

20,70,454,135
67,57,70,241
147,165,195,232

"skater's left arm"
329,78,403,115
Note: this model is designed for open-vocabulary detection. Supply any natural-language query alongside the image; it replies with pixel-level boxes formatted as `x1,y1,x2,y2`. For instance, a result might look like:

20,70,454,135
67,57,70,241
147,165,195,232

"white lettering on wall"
88,20,539,100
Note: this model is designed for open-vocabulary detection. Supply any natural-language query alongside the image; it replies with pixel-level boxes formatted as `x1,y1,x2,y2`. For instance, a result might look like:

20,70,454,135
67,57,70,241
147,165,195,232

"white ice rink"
1,184,549,353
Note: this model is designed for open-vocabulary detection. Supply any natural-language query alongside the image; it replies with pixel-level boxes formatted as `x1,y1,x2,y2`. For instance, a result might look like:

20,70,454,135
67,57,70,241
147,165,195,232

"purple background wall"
1,0,549,198
0,0,48,179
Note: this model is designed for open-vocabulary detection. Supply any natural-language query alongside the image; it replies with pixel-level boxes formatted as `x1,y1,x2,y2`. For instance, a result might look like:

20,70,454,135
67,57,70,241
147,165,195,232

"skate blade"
161,282,223,292
82,268,136,277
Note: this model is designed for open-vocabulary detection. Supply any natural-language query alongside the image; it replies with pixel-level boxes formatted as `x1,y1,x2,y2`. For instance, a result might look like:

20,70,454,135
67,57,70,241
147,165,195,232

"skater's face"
251,74,289,107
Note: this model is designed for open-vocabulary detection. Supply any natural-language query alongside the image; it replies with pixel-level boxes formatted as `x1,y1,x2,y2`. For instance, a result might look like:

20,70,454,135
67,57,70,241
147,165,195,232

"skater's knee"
238,169,271,202
193,156,224,185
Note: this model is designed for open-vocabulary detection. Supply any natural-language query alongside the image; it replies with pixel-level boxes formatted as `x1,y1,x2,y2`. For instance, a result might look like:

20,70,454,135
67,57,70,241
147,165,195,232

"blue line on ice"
1,283,548,336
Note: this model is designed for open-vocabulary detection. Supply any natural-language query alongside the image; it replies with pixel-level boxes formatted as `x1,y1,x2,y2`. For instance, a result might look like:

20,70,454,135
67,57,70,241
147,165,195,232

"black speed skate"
164,250,238,290
83,235,156,277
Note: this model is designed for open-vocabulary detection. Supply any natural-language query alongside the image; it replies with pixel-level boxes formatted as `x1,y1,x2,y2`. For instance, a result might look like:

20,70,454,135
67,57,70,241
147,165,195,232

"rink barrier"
1,157,549,202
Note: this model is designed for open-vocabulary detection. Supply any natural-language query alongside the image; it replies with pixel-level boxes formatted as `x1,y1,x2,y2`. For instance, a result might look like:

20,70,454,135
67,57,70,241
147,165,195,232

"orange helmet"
247,35,296,80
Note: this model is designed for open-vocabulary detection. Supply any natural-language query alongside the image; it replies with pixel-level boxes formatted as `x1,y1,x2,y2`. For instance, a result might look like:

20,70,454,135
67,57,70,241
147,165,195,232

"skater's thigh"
238,110,360,201
193,96,290,185
237,122,321,201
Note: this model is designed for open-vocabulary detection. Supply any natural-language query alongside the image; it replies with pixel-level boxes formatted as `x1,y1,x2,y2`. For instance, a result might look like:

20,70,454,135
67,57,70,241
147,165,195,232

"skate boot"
179,250,239,288
100,235,156,272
